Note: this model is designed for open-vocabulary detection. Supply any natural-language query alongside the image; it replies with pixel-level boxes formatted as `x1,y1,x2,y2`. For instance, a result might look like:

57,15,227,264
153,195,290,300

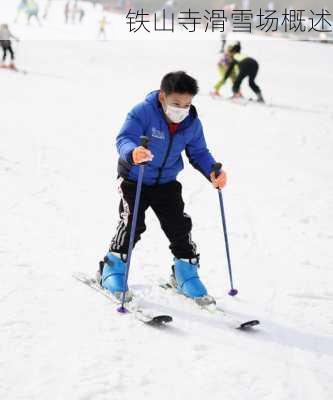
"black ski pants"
233,57,261,94
0,41,14,62
110,179,198,260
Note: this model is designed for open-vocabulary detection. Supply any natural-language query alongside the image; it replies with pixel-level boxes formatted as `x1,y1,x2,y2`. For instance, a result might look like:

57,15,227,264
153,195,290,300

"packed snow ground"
1,1,333,400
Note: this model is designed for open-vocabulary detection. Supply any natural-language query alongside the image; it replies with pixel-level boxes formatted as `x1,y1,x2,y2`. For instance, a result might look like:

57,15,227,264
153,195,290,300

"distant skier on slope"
43,0,52,20
78,8,86,24
211,43,240,98
71,0,79,24
26,0,41,26
219,4,235,53
98,16,108,40
0,24,20,69
223,41,265,103
14,0,28,23
64,1,70,24
219,20,232,53
98,71,227,303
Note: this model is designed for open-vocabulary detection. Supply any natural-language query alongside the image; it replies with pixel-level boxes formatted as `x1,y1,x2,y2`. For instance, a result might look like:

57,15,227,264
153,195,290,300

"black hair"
160,71,199,96
230,41,241,54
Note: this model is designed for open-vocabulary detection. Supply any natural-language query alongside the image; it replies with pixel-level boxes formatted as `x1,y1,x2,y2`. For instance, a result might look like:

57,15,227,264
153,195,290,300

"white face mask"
164,104,190,123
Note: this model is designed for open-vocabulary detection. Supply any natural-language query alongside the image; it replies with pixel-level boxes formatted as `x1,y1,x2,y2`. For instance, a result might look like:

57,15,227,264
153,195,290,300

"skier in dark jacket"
223,42,264,102
99,71,227,303
0,24,19,69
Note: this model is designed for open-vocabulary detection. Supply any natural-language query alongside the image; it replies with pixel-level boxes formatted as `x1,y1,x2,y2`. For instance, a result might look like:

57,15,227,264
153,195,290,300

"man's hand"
210,170,227,189
132,146,154,165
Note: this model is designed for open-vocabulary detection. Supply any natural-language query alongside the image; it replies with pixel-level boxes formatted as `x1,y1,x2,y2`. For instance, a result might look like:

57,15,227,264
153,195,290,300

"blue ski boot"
171,258,216,306
98,252,133,302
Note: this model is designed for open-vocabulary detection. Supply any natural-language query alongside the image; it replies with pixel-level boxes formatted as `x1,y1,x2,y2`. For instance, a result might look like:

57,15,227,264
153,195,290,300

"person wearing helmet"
0,24,19,69
223,41,264,103
211,44,240,97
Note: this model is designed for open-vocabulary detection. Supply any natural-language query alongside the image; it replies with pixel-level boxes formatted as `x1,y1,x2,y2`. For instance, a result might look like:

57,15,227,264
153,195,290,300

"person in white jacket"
0,24,19,68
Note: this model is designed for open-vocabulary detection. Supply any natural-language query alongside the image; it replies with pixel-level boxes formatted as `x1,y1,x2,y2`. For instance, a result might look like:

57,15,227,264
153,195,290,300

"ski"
159,282,260,330
0,66,73,80
0,65,27,74
206,92,330,115
209,93,266,107
73,272,172,327
208,92,250,106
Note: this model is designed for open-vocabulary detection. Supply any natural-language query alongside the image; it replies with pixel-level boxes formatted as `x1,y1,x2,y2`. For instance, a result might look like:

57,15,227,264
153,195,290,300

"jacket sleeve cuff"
126,151,135,165
122,146,136,165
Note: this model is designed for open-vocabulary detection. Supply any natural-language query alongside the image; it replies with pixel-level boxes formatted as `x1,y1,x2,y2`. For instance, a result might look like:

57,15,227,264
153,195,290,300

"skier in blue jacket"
99,71,227,302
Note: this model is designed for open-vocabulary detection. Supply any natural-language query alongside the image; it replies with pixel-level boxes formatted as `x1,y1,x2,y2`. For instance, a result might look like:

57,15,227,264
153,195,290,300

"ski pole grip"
140,136,149,149
212,162,223,178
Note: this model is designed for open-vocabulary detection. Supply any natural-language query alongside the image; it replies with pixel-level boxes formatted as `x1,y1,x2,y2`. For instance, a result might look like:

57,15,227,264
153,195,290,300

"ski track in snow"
1,1,333,399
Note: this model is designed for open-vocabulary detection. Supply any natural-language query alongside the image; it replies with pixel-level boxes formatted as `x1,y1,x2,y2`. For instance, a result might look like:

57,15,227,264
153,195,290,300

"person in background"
64,1,70,24
14,0,28,23
223,41,265,102
220,3,235,52
98,16,108,40
79,8,86,24
211,43,240,97
220,20,232,53
71,0,79,24
43,0,52,20
26,0,41,26
0,24,20,69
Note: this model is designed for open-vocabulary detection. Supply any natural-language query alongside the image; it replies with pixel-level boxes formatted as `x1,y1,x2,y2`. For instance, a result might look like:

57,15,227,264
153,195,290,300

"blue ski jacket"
116,90,217,185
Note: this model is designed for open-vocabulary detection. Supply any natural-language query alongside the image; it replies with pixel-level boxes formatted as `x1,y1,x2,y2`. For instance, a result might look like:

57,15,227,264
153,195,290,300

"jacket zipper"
155,132,175,185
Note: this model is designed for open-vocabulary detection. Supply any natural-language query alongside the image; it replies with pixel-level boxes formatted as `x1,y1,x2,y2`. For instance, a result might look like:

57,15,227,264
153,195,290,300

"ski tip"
145,315,173,327
238,320,260,330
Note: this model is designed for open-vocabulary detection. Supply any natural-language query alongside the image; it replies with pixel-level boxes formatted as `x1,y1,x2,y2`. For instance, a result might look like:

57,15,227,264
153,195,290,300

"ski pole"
212,162,238,296
118,136,150,313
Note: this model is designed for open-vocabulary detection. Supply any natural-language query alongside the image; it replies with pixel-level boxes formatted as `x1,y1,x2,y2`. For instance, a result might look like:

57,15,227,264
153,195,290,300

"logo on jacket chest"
152,127,165,140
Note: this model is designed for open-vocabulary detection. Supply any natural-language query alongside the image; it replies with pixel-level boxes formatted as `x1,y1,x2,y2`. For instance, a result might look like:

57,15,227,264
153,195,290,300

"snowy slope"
1,1,333,400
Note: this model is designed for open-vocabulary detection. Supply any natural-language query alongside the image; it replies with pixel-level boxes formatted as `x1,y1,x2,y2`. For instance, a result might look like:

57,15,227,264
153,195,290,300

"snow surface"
1,1,333,400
